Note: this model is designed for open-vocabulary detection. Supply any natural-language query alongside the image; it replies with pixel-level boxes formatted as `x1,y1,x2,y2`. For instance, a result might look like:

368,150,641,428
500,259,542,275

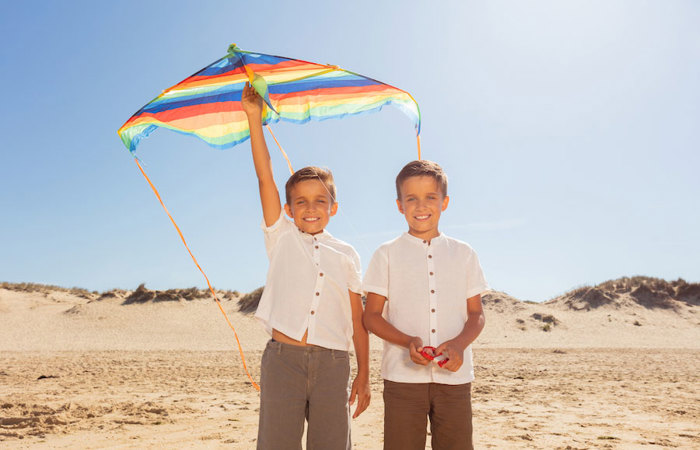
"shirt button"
428,254,432,259
315,245,319,249
310,310,315,315
431,329,436,333
431,289,435,294
319,272,324,277
429,272,434,276
315,292,320,296
422,240,427,244
431,308,436,313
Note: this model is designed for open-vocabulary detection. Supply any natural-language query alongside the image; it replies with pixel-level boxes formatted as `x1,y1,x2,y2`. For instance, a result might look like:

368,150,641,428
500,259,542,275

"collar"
401,231,444,247
295,226,333,243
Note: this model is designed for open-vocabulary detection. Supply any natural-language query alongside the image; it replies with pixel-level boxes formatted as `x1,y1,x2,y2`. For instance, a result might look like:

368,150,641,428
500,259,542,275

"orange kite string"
134,158,260,392
417,134,422,160
265,125,294,175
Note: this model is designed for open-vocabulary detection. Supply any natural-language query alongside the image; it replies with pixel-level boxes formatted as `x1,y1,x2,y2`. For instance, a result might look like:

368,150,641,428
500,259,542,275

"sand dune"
1,278,699,448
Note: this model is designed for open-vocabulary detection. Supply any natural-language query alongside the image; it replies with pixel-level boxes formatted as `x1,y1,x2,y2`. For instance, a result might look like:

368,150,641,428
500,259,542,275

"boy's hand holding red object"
408,336,430,366
435,339,466,372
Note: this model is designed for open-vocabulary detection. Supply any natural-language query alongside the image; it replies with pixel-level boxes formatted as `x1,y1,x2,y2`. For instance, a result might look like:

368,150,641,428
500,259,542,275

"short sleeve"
363,246,389,298
465,248,489,299
346,249,362,294
261,211,292,259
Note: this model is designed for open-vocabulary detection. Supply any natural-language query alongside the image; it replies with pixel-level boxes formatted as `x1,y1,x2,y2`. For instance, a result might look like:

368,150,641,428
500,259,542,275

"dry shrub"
630,284,674,309
531,313,559,325
1,282,93,298
238,287,264,314
552,276,700,310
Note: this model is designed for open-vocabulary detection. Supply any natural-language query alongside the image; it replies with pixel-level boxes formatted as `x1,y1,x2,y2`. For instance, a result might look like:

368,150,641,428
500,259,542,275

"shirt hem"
253,314,273,335
465,284,490,300
382,375,475,385
363,285,388,298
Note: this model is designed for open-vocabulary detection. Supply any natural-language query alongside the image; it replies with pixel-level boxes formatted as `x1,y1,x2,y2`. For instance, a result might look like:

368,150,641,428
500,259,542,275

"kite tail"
133,158,260,392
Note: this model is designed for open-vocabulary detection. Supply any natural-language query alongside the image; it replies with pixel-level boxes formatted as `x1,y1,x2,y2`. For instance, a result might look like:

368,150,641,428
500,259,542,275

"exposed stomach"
272,328,313,346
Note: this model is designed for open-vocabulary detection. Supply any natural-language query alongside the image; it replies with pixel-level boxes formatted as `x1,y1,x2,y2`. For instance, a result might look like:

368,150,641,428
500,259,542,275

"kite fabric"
118,44,421,153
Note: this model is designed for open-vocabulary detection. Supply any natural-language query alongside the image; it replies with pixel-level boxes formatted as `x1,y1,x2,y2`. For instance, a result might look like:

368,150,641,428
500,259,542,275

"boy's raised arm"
242,83,281,226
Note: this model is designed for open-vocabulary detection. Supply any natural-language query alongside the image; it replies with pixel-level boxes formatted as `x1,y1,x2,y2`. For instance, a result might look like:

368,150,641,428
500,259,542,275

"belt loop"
276,342,282,355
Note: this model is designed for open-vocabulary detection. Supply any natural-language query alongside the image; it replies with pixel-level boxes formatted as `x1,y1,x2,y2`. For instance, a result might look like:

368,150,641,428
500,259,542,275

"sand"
1,283,699,448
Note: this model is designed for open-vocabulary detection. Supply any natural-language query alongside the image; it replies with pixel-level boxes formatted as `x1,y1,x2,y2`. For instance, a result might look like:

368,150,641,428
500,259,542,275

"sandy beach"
1,278,699,448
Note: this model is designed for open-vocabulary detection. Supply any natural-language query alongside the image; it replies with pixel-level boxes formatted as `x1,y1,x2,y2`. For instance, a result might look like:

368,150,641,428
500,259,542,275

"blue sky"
1,1,698,301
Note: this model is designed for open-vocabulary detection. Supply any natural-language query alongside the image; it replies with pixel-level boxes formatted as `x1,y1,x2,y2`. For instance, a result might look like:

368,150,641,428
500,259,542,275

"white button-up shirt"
363,232,489,384
255,212,362,351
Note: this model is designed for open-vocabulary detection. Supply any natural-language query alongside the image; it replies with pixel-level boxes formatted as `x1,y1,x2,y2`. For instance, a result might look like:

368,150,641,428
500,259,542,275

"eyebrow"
405,191,440,196
293,194,331,201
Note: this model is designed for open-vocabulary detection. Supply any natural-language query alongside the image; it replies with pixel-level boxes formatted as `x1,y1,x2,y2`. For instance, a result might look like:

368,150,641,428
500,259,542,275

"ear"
396,198,404,214
284,203,293,219
330,202,338,217
441,195,450,211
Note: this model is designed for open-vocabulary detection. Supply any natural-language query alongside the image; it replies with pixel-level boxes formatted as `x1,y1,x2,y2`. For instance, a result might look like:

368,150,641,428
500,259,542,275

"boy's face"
396,176,449,240
284,179,337,235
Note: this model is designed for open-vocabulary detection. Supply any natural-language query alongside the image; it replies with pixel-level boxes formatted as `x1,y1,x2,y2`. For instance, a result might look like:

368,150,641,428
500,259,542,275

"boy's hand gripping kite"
420,346,450,368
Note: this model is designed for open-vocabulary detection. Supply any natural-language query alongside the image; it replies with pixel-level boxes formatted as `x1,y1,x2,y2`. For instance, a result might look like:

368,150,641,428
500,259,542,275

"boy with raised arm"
241,83,370,450
363,160,488,450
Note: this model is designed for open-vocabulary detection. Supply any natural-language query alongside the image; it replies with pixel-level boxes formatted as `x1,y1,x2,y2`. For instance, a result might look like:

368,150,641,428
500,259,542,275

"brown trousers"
383,380,473,450
257,340,351,450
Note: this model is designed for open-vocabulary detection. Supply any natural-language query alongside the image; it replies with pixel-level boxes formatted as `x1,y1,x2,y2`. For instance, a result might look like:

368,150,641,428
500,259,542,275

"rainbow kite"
117,45,421,391
118,44,421,155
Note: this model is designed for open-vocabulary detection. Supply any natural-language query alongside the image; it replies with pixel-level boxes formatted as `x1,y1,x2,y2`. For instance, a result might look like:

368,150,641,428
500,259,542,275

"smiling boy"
242,83,370,450
363,160,488,450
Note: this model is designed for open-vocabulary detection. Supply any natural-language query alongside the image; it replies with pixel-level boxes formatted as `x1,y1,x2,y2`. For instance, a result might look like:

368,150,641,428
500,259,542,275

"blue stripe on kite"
139,90,243,114
195,58,243,77
240,52,291,66
126,124,158,152
269,78,380,94
135,77,383,115
145,83,245,110
196,53,293,77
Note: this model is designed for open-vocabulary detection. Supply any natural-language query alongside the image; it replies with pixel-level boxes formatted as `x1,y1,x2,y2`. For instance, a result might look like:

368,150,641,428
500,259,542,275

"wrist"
452,336,469,352
246,114,262,124
354,370,369,380
402,335,418,349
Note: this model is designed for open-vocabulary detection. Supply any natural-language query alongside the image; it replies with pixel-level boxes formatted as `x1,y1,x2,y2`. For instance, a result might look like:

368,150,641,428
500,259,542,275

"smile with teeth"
303,217,320,222
414,214,431,220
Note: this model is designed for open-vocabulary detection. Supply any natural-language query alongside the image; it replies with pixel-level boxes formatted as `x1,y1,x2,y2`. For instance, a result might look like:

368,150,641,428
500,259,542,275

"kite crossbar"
133,157,260,392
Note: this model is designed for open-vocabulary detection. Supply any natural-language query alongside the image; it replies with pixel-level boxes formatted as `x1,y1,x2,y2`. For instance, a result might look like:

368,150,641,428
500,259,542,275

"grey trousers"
257,340,351,450
383,380,473,450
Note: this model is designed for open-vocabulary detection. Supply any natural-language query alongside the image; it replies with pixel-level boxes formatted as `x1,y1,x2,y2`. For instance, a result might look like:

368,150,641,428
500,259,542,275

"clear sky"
1,1,698,301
